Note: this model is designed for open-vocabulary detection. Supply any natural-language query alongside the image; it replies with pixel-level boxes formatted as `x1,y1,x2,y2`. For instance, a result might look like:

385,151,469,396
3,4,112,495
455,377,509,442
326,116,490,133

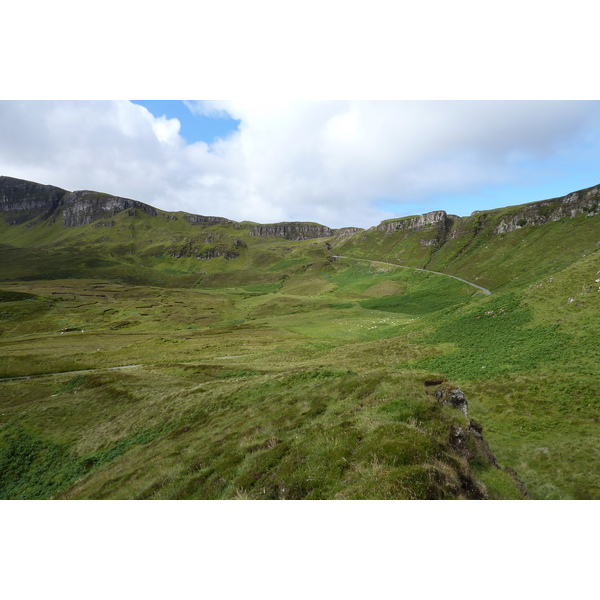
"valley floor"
1,251,599,499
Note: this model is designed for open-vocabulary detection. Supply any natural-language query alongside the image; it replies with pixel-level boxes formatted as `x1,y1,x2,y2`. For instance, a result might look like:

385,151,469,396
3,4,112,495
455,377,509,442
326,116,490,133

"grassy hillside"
334,199,600,292
1,179,599,499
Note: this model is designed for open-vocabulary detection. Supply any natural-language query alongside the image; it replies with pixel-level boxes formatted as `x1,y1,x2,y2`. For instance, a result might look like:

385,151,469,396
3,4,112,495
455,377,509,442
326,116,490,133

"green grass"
0,367,504,500
2,191,600,499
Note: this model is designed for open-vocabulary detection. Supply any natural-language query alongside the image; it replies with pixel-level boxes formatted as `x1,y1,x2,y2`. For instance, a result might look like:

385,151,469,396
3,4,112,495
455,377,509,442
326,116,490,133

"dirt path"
333,256,491,295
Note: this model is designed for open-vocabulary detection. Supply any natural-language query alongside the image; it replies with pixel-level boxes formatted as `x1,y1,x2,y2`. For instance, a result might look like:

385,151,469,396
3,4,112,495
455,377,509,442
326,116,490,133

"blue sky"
131,101,240,144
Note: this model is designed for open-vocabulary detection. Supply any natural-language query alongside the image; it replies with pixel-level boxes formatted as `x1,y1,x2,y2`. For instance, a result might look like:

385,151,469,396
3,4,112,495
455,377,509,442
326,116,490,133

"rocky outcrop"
379,211,443,233
376,210,461,234
433,384,469,417
449,421,500,469
373,210,462,250
494,185,600,234
249,222,333,240
0,177,160,227
0,176,67,225
182,213,233,226
196,249,239,260
334,227,364,240
61,191,157,227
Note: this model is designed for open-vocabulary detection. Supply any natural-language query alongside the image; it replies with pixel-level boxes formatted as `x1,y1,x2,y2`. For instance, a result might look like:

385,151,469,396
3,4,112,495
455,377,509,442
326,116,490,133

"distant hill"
2,174,599,291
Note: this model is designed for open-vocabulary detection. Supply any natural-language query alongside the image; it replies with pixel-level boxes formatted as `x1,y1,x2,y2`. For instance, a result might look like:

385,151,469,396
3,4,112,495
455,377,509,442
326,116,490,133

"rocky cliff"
0,177,159,228
493,184,600,233
182,213,233,226
371,210,462,249
61,190,158,227
0,176,336,240
249,222,333,240
0,176,68,225
334,227,364,240
3,175,600,247
376,210,461,234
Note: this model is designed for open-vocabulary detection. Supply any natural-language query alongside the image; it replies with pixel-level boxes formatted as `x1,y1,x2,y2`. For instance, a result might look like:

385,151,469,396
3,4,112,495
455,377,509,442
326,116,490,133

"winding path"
332,256,491,295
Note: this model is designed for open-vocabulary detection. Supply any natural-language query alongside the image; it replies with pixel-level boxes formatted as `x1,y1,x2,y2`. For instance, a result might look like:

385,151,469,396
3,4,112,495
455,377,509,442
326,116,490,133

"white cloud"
1,100,599,229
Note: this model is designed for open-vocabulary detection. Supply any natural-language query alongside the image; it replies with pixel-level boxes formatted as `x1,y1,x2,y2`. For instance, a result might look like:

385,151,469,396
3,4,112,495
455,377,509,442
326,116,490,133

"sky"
1,99,600,229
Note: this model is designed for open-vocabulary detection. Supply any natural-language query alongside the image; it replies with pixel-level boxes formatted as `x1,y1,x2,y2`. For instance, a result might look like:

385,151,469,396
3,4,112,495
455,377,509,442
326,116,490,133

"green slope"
1,177,599,499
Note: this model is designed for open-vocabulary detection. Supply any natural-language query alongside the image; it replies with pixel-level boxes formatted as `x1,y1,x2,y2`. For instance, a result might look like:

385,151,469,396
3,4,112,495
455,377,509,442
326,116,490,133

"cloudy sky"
1,99,600,229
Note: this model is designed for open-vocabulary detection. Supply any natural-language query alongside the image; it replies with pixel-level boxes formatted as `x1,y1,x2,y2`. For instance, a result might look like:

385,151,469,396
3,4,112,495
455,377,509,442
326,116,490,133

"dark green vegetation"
1,176,599,499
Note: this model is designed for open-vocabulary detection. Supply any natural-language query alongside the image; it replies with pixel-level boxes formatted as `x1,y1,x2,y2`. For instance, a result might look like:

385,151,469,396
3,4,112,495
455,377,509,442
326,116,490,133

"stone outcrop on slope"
3,175,600,246
249,222,333,240
334,227,364,240
376,210,462,234
0,176,68,225
61,190,158,227
372,210,462,249
182,213,233,226
0,176,335,240
493,185,600,233
0,176,159,227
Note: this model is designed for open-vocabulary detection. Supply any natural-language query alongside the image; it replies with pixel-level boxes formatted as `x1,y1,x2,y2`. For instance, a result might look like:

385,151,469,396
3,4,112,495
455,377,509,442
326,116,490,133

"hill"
1,175,598,499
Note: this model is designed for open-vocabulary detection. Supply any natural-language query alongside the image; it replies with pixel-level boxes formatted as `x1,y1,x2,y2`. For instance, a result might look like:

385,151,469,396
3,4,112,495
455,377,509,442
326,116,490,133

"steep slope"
333,184,600,291
0,176,336,287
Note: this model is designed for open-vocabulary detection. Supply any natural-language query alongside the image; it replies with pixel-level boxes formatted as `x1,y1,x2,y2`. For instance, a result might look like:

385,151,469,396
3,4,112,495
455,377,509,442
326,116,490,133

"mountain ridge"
3,174,599,234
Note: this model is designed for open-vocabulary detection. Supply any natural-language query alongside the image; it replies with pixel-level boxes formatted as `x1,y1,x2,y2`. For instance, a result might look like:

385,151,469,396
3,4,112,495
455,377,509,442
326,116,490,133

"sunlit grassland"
0,256,523,499
397,279,600,499
2,230,599,499
1,364,519,500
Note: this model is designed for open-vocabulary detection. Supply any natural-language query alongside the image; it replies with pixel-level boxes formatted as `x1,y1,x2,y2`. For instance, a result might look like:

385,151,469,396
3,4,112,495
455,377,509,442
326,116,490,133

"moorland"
1,175,598,499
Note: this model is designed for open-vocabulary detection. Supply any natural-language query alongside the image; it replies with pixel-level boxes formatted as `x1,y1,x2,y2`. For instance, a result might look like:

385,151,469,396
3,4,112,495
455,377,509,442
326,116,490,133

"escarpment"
0,176,68,225
182,213,233,226
493,185,600,233
0,177,159,227
372,210,461,250
376,210,461,234
334,227,364,240
249,222,333,240
61,191,158,227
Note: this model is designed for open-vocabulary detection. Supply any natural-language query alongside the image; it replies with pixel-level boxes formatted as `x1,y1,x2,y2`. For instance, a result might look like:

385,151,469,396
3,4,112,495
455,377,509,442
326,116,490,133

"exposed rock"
334,227,364,240
61,190,157,227
182,213,233,226
433,384,469,417
0,176,67,225
374,211,462,251
494,185,600,234
376,211,461,234
449,421,500,469
197,249,240,260
249,222,333,240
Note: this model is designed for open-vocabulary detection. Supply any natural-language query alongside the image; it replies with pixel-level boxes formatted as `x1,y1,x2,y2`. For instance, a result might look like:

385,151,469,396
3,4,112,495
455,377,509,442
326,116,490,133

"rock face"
249,222,333,240
374,210,462,250
493,185,600,234
0,177,159,227
448,421,500,469
434,384,469,417
376,210,461,234
182,213,233,226
0,176,68,225
61,191,157,227
334,227,364,240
